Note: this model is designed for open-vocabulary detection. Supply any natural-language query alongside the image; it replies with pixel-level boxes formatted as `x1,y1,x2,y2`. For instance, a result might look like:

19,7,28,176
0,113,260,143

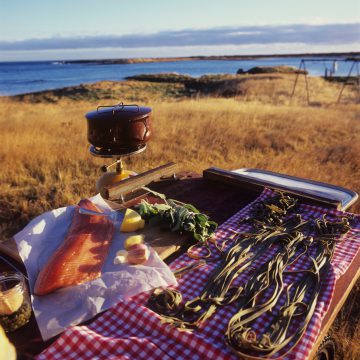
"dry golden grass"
13,79,187,103
0,73,359,357
213,74,358,105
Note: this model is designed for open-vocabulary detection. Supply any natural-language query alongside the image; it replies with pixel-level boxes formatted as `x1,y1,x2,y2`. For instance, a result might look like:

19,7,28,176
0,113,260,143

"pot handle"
96,103,140,116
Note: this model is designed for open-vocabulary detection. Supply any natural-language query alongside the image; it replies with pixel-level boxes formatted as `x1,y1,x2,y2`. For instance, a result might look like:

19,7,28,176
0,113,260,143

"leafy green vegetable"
137,197,217,243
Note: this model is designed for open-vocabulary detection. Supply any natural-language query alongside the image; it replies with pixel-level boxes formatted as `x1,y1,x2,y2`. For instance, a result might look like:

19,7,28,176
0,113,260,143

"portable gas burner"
89,144,147,194
85,103,152,195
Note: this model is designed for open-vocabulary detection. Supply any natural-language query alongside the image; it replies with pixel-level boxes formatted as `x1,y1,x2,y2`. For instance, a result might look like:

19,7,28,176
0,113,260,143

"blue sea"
0,56,354,96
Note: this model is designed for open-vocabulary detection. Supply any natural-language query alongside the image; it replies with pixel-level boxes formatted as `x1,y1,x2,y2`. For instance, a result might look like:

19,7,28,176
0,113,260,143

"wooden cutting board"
0,225,189,268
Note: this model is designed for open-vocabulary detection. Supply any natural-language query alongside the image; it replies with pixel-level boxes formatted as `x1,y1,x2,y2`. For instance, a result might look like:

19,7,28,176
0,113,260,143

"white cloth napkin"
14,194,177,341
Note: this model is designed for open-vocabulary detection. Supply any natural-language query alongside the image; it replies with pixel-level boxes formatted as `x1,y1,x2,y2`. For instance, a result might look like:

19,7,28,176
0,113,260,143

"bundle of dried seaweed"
225,215,351,358
148,194,304,329
147,193,352,358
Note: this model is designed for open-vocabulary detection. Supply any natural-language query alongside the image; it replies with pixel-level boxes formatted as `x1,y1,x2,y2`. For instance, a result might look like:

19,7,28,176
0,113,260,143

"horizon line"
1,50,359,63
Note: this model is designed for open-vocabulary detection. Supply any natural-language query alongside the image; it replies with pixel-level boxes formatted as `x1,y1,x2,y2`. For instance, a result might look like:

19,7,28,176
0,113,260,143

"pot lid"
86,103,152,121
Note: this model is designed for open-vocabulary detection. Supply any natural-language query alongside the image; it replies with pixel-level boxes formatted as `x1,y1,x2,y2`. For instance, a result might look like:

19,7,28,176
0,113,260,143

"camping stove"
85,103,152,195
89,144,147,195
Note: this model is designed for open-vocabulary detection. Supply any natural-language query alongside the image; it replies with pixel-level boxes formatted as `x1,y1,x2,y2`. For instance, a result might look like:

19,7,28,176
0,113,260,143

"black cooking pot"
86,103,152,153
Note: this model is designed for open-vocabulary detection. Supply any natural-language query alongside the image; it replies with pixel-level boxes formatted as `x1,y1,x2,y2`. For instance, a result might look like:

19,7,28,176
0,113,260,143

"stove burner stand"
89,144,147,196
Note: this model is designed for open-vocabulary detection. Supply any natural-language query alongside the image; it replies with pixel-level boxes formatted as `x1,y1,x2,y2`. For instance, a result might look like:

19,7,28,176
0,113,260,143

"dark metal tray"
204,167,358,211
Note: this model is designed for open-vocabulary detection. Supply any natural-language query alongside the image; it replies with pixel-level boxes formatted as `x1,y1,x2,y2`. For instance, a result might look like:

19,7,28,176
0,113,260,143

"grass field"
0,72,359,358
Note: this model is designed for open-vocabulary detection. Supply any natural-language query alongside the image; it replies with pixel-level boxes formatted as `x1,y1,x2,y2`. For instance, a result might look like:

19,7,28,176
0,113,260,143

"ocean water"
0,57,354,96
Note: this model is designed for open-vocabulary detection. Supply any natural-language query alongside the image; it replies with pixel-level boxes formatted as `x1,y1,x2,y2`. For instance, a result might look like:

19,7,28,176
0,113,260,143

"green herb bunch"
138,198,217,243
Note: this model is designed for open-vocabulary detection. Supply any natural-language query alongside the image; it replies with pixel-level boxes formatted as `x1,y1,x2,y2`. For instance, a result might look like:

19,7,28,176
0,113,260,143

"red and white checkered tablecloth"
37,189,360,360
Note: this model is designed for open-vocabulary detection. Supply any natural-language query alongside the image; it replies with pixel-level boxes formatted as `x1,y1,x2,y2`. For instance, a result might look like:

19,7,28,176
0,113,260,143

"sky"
0,0,359,61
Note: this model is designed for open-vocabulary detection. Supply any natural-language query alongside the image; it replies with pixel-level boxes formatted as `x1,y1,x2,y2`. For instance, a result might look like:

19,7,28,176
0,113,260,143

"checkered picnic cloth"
37,189,360,360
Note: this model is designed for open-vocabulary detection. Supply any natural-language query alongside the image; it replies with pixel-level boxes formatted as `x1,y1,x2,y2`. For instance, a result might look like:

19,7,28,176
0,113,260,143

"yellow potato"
124,235,145,250
120,208,145,232
127,244,150,265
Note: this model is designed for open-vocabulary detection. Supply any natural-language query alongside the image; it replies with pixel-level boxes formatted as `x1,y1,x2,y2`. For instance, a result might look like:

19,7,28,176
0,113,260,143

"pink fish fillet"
34,199,114,296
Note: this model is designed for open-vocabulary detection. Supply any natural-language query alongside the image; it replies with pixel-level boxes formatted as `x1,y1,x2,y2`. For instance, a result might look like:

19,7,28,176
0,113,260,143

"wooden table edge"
308,248,360,359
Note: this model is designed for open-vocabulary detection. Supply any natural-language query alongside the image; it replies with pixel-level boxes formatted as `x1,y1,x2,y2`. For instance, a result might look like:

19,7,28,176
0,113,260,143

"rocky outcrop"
125,73,194,83
238,66,307,75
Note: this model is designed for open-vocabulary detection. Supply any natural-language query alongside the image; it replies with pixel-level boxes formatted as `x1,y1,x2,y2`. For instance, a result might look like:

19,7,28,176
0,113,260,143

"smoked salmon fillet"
34,199,114,296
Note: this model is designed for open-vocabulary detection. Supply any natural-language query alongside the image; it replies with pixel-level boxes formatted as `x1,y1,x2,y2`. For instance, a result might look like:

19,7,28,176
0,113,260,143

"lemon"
124,235,144,250
120,208,145,232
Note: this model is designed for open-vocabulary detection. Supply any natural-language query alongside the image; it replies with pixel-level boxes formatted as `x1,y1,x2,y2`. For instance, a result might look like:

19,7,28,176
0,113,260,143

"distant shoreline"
1,53,358,96
62,51,360,65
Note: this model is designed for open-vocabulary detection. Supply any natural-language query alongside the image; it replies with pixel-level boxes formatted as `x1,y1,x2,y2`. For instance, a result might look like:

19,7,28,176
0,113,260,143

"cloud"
0,23,359,51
